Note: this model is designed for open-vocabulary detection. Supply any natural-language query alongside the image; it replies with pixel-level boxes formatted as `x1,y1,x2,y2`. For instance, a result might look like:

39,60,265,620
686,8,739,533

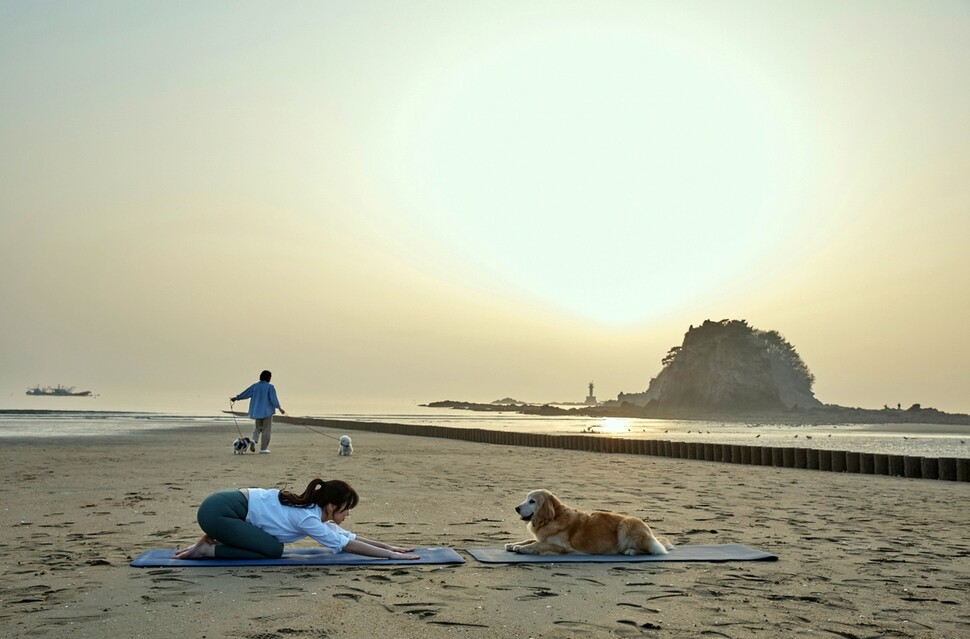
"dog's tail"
646,536,670,555
652,533,674,553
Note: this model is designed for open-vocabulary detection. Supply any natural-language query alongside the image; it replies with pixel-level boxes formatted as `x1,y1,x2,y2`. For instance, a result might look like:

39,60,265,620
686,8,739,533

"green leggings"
197,490,284,559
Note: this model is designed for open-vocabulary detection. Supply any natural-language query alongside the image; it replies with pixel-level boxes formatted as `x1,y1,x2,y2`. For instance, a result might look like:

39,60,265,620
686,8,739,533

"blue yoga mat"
131,546,464,567
466,543,777,564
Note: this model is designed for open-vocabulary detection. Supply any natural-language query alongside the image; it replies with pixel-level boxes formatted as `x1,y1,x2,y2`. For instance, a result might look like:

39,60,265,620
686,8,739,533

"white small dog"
338,435,353,456
232,437,255,455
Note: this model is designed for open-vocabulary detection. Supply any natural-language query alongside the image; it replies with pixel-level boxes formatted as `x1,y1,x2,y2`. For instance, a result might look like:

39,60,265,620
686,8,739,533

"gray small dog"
338,435,353,456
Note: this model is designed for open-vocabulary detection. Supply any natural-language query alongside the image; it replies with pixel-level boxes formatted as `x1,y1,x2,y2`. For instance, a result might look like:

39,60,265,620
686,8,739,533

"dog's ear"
531,491,557,529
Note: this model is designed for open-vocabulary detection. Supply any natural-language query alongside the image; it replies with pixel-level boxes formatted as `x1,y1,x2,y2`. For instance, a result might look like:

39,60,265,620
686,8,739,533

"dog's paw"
504,543,518,552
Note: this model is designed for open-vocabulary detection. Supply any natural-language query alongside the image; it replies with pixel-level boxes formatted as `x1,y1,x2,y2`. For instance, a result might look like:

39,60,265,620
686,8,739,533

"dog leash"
228,401,343,442
228,400,245,439
295,420,344,442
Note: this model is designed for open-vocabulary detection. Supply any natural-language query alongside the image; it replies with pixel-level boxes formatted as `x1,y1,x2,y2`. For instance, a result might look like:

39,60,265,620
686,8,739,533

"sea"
1,407,968,460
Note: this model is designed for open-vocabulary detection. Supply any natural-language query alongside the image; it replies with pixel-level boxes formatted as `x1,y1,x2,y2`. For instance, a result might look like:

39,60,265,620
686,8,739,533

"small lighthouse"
585,381,597,406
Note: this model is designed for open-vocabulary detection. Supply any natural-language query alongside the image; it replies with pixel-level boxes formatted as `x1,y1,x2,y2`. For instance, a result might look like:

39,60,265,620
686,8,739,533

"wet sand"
1,422,968,638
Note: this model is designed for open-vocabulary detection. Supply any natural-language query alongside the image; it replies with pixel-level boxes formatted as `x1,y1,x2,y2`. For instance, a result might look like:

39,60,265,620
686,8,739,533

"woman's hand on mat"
344,539,419,559
386,545,415,553
378,543,419,559
346,535,421,559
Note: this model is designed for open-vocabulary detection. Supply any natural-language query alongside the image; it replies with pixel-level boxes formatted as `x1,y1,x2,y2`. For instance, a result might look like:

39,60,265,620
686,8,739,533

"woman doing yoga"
173,478,418,560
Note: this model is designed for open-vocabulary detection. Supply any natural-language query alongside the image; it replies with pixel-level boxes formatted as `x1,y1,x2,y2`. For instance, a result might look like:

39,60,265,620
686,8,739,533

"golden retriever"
505,489,672,556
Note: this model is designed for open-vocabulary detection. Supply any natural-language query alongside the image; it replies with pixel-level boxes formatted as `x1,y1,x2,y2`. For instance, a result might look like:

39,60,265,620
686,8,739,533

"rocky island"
426,319,970,425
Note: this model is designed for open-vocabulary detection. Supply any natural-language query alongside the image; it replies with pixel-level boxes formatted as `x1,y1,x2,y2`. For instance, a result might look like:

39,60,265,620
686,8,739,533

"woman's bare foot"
173,534,217,559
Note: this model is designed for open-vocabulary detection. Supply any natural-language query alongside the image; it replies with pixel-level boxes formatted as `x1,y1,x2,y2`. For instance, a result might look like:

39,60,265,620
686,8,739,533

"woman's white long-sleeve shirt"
245,488,356,552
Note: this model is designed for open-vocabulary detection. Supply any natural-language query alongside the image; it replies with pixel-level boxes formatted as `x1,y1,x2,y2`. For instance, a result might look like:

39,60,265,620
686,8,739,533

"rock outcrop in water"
425,318,970,424
616,319,821,411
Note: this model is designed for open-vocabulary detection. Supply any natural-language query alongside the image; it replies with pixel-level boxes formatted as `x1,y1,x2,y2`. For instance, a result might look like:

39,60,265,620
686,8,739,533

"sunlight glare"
589,418,631,434
381,28,807,324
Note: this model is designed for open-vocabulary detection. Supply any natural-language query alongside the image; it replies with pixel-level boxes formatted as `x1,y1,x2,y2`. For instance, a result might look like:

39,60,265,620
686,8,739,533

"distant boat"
26,385,94,397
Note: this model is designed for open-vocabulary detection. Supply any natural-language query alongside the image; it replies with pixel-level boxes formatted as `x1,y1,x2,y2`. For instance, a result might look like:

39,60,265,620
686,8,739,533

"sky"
1,1,968,415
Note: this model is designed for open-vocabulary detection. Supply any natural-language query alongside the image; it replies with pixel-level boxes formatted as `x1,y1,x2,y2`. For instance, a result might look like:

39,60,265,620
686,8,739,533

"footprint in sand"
393,602,443,619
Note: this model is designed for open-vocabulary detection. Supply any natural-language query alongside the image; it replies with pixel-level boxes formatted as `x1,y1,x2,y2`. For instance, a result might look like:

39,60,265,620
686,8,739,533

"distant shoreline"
423,400,970,426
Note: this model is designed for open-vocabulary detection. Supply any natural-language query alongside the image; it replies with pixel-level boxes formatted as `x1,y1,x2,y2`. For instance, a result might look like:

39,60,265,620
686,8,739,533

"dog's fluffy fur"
505,489,672,556
338,435,353,456
232,437,255,455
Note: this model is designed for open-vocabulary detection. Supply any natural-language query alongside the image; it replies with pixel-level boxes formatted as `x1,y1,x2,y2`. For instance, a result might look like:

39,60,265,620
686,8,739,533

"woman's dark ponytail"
279,478,359,511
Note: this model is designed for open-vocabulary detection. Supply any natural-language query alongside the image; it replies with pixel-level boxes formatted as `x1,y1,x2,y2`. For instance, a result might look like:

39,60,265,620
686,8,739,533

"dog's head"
514,489,561,528
339,436,351,446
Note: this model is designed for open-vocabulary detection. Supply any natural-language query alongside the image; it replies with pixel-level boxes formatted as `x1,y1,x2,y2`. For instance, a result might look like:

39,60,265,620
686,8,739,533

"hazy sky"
2,1,968,414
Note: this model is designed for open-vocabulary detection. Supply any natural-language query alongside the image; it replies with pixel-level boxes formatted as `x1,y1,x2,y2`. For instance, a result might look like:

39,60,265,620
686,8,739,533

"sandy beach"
2,421,968,638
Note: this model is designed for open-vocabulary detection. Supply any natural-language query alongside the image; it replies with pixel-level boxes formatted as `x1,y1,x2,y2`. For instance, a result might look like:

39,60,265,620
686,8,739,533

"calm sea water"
0,411,225,438
1,409,968,459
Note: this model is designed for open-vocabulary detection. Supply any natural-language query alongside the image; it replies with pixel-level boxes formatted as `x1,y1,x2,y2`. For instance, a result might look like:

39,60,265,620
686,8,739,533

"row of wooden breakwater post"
281,417,970,482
